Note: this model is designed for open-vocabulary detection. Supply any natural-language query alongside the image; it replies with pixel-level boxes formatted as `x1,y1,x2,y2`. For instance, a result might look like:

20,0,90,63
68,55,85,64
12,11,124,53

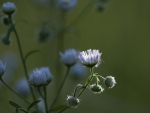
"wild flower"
2,2,16,15
78,49,102,68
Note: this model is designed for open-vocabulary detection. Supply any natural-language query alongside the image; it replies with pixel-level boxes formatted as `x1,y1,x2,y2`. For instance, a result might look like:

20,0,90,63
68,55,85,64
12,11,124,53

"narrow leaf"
28,100,41,111
9,100,21,108
24,50,40,61
52,105,68,112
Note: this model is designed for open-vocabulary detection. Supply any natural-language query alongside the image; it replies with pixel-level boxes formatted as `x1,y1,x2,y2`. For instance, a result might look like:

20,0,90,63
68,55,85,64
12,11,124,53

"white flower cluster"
2,2,16,15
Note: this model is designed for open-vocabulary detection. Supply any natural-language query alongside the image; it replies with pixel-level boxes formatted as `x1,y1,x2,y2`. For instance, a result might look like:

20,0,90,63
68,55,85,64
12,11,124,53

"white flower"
66,95,80,108
0,60,6,77
57,0,77,11
15,78,30,97
60,49,78,67
2,2,16,15
29,67,52,87
78,49,102,68
104,76,116,88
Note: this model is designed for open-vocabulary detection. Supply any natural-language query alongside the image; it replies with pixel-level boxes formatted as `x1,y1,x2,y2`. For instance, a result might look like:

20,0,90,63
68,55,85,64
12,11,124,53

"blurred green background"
0,0,150,113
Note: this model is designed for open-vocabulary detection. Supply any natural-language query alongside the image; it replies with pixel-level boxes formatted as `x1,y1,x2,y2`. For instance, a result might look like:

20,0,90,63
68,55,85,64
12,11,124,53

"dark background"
0,0,150,113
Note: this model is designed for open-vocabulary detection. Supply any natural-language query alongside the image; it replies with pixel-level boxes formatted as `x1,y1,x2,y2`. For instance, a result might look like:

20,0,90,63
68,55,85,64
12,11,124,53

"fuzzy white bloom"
29,67,52,87
15,78,30,97
2,2,16,15
0,60,6,77
60,49,78,67
57,0,77,11
78,49,102,68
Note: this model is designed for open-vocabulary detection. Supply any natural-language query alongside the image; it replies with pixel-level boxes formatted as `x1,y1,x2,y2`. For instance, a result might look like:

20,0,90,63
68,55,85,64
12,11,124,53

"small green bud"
1,16,10,26
97,3,107,12
2,2,16,15
90,84,104,94
66,96,80,108
1,34,12,45
104,76,116,88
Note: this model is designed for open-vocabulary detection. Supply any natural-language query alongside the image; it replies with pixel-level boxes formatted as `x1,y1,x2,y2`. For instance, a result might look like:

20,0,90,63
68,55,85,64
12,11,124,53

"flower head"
90,84,104,94
60,49,78,67
15,78,30,97
0,60,6,77
78,49,102,68
104,76,116,88
66,95,80,108
29,67,52,87
57,0,77,11
2,2,16,15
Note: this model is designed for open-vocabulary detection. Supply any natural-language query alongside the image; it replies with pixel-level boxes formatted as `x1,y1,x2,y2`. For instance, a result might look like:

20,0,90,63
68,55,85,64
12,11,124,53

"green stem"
16,108,18,113
44,87,48,113
56,106,69,113
0,78,30,104
49,67,70,112
68,0,94,27
8,15,36,102
77,68,94,98
37,87,44,99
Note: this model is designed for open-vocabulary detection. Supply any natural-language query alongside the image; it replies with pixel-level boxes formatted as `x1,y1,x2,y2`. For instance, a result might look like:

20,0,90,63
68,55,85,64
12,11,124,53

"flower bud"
104,76,116,88
2,2,16,15
1,16,10,26
29,67,53,87
0,60,6,77
96,3,106,12
66,95,80,108
1,34,12,45
90,84,104,94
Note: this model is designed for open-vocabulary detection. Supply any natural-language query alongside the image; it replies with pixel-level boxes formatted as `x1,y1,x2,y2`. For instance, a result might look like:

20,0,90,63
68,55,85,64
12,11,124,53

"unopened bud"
1,35,12,45
90,84,104,94
1,16,10,26
104,76,116,88
66,95,80,108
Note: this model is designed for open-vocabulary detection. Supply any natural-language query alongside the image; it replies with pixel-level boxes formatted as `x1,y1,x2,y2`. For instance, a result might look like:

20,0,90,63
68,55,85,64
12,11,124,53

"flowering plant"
0,1,116,113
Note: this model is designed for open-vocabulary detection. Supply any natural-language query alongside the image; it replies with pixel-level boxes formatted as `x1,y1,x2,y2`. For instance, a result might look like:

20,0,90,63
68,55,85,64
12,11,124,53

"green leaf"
28,100,41,111
9,100,21,108
18,108,28,113
24,50,40,61
51,105,68,112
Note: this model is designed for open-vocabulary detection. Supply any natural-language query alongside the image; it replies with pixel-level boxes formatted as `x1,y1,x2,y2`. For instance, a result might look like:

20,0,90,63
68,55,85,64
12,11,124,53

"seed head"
90,84,104,94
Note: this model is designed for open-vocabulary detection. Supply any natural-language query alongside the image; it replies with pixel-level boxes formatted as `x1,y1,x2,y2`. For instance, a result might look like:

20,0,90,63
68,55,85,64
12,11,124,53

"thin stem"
77,68,94,98
49,67,70,112
0,78,30,104
68,0,94,27
37,87,44,99
73,84,83,97
0,78,44,113
8,15,36,102
56,106,69,113
16,108,18,113
44,87,48,113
